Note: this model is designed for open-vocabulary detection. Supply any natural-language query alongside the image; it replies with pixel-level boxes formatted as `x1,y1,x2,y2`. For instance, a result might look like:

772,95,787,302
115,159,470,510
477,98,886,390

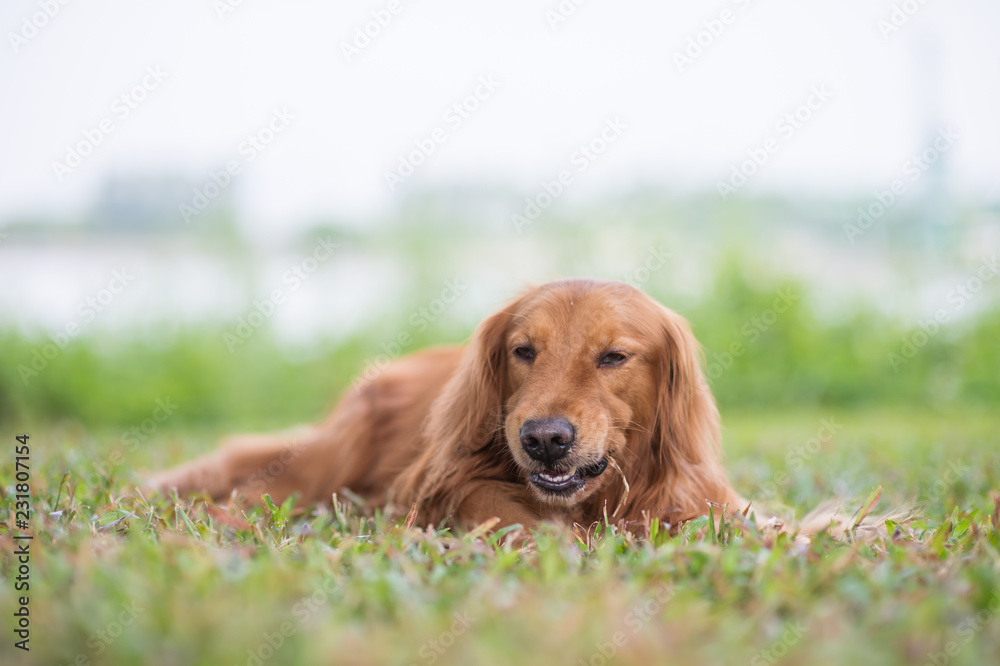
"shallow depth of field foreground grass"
1,407,999,666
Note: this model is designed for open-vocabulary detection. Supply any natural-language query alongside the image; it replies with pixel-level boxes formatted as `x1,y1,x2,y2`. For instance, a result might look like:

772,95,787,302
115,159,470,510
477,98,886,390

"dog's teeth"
539,469,576,483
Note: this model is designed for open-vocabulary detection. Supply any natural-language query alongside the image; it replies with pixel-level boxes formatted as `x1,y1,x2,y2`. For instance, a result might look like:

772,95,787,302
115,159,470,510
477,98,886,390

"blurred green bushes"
2,266,997,430
0,321,465,431
678,267,1000,409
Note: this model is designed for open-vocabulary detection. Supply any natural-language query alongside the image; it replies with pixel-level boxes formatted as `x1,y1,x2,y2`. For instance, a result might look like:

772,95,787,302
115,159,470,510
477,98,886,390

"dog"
148,278,746,531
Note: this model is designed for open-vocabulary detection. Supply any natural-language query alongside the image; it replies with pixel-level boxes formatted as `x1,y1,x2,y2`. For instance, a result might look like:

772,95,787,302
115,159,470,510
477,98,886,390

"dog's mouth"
528,457,609,496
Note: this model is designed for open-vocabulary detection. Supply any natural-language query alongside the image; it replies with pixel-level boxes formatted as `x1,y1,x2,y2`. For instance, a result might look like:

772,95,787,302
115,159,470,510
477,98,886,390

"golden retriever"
149,279,745,531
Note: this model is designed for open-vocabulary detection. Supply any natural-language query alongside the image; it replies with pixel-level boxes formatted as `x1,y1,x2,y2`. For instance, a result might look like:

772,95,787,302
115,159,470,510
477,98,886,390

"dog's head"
427,279,724,515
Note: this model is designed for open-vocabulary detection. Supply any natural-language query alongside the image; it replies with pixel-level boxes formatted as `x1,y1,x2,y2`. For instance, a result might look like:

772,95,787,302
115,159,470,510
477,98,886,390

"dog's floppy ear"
424,302,512,452
653,306,722,467
391,294,522,524
640,304,737,520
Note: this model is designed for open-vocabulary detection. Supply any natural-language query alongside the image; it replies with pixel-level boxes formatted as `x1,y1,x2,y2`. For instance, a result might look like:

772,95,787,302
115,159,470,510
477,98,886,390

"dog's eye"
599,351,629,367
513,346,535,361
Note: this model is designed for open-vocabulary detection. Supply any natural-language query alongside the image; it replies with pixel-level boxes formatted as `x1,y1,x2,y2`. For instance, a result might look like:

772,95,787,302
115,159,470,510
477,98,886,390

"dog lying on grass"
149,279,760,531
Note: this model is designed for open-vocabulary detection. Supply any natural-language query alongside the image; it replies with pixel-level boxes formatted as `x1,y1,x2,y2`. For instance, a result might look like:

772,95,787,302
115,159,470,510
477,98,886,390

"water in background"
3,191,998,349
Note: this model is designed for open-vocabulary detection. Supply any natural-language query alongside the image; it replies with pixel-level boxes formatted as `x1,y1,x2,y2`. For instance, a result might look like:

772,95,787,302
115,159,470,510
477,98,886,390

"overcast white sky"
1,0,998,239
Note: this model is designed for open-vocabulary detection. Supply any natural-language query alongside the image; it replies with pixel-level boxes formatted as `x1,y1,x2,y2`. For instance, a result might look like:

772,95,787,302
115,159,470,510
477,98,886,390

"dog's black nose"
520,418,575,465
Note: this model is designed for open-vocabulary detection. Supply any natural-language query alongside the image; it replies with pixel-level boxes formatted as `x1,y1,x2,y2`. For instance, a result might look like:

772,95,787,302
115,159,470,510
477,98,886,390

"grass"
1,407,999,666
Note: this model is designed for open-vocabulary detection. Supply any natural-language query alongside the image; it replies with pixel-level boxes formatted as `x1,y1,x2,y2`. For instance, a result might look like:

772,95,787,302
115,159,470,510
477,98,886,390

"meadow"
2,256,999,666
0,408,998,666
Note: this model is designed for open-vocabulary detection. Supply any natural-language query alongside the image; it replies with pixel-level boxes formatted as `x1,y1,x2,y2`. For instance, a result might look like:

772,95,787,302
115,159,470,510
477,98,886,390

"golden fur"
149,279,745,530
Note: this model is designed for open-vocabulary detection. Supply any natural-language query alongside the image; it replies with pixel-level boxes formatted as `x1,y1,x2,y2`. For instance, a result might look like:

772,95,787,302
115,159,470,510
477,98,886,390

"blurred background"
1,0,998,434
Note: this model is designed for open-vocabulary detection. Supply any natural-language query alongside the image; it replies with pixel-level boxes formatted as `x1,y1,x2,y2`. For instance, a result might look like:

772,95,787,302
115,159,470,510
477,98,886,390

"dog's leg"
145,426,321,503
146,387,379,505
451,480,546,531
